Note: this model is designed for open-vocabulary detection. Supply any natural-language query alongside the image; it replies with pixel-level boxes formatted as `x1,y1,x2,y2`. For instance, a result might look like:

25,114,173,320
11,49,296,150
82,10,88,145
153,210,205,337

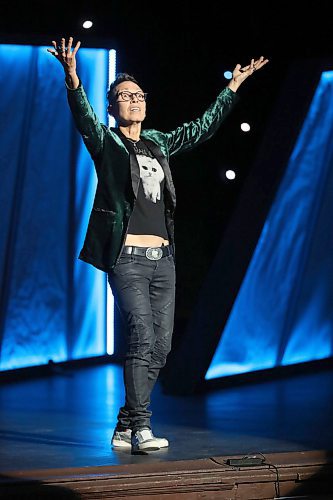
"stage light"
82,20,93,29
107,48,117,356
224,70,232,80
241,122,250,132
219,165,237,183
108,49,117,128
226,169,236,180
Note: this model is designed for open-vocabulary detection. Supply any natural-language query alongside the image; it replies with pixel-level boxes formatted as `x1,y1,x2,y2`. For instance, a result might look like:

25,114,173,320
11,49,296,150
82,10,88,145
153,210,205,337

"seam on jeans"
118,254,134,263
155,298,173,314
127,283,147,296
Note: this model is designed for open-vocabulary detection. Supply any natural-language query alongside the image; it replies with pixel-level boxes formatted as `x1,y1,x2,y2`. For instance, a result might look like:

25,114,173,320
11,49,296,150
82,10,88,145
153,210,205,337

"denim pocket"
112,254,134,276
166,254,175,266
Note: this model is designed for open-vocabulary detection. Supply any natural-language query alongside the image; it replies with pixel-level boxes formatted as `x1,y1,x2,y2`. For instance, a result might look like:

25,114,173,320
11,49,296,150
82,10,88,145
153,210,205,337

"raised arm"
47,37,105,161
164,55,269,156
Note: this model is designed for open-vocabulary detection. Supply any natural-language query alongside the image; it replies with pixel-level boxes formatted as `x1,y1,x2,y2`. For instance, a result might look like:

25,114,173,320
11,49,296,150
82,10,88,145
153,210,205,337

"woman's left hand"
227,56,269,92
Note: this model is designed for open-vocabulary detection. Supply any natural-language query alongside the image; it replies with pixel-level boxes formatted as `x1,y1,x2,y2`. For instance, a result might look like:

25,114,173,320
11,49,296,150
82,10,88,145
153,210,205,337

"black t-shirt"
123,137,169,240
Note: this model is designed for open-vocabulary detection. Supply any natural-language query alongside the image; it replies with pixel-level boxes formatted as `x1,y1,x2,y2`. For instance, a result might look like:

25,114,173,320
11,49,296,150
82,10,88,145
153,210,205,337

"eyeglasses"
116,91,148,102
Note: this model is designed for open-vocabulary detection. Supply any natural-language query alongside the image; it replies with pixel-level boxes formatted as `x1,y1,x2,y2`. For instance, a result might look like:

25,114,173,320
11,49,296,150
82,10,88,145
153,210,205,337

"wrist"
227,78,240,93
65,69,77,78
65,70,79,90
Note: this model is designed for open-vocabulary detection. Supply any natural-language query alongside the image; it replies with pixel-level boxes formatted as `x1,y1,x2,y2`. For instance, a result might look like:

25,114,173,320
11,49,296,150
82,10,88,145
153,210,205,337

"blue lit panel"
71,47,110,360
206,71,333,380
0,44,116,370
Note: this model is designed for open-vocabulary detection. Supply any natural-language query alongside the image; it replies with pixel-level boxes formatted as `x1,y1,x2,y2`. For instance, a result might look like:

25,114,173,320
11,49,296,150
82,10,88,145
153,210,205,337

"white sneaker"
111,428,169,450
131,428,169,453
111,429,132,449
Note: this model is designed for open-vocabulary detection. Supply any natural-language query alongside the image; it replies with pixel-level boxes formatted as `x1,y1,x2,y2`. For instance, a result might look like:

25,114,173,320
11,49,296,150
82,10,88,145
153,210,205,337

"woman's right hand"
47,37,81,75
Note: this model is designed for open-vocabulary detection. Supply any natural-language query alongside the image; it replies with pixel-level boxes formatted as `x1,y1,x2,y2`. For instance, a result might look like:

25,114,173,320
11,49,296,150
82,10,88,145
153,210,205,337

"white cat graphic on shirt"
137,156,164,203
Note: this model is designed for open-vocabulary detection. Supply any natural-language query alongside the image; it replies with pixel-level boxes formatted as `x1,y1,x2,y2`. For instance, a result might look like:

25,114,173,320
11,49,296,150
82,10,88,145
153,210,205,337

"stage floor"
1,362,333,472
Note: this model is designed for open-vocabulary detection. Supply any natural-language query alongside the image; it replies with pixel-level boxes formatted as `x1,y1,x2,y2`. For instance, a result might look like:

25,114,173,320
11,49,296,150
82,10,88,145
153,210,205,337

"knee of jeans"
127,344,153,361
152,339,172,366
127,324,154,360
127,319,154,345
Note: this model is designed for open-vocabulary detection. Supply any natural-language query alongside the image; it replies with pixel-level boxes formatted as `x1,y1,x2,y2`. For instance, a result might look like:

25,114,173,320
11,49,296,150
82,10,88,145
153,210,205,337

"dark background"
1,0,333,335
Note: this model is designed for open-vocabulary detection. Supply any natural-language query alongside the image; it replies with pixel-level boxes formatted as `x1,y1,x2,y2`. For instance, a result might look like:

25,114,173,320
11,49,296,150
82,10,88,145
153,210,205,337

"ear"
107,104,113,116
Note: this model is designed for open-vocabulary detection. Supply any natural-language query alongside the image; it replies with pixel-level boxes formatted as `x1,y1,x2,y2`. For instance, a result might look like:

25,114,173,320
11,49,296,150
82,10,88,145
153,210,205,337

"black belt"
122,245,173,261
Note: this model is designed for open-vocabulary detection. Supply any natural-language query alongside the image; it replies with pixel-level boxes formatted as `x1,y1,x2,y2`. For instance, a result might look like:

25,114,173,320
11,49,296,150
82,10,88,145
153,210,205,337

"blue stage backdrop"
0,44,115,370
206,71,333,379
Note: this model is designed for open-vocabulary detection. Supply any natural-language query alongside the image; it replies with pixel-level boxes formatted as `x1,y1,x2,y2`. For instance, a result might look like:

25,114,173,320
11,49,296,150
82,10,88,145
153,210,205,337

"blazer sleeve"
165,87,240,156
66,81,106,159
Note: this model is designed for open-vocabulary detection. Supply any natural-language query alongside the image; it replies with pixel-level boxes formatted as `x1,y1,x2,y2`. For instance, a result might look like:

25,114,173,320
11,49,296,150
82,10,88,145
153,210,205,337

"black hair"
107,72,140,105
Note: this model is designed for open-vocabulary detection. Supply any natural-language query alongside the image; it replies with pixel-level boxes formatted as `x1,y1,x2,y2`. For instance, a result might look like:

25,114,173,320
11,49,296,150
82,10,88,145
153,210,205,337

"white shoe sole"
112,439,168,450
132,443,161,452
111,440,131,449
133,438,163,452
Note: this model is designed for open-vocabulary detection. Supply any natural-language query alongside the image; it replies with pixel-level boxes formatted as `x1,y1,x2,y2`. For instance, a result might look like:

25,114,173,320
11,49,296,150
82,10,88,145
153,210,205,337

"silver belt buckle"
146,247,163,260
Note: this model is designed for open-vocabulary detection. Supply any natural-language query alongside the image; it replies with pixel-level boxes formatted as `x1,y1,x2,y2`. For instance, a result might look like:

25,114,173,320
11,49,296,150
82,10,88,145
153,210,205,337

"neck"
119,124,141,142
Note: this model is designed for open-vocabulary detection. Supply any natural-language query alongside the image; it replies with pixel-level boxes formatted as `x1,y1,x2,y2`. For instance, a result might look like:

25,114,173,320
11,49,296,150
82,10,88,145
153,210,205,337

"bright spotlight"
226,169,236,180
224,70,233,80
241,122,250,132
82,20,93,29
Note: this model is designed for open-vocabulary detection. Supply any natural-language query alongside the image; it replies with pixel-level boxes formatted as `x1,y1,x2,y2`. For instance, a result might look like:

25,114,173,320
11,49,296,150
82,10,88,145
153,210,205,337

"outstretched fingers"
241,56,269,74
47,36,81,63
67,37,73,52
61,38,67,55
253,56,269,71
240,58,255,73
72,40,81,56
60,37,81,56
47,40,58,56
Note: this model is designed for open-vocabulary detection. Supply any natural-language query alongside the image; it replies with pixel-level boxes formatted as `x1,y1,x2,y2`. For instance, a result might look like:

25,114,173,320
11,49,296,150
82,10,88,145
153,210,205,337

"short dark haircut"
107,72,140,104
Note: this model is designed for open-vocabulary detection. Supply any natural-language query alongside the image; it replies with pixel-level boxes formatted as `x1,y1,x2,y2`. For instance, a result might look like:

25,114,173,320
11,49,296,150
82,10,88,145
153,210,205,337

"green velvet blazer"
66,83,239,272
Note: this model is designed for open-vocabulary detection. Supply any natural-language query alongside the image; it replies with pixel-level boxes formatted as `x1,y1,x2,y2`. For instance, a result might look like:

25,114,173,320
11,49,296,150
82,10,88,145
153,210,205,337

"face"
108,81,146,125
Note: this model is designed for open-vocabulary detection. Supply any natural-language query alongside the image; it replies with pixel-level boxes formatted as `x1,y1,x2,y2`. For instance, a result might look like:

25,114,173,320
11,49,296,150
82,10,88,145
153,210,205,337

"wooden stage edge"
1,450,333,499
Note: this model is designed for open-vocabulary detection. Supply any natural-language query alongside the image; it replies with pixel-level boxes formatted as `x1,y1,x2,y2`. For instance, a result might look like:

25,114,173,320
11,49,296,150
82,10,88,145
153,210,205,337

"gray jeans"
108,251,176,432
